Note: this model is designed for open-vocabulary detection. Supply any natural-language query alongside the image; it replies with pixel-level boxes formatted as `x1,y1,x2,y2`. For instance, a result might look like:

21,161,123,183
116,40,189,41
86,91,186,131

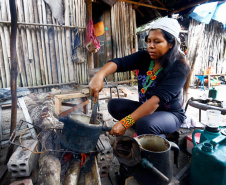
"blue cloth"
190,2,218,24
190,2,226,28
0,87,30,101
71,28,80,62
195,75,205,91
212,2,226,28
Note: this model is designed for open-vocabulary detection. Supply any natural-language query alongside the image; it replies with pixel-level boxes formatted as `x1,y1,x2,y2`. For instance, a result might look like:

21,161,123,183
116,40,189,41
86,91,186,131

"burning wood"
22,93,102,185
63,159,81,185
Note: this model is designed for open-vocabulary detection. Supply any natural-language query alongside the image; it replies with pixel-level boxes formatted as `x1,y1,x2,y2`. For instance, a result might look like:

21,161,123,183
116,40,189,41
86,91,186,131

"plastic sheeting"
190,2,226,28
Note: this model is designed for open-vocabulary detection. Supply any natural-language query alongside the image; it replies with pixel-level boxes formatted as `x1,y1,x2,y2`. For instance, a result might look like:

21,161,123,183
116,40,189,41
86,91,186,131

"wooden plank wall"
0,0,137,89
187,19,226,84
0,0,88,88
111,2,138,82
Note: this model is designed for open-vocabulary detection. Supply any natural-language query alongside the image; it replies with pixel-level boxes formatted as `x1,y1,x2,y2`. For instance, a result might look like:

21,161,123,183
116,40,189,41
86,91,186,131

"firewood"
38,154,61,185
63,159,81,185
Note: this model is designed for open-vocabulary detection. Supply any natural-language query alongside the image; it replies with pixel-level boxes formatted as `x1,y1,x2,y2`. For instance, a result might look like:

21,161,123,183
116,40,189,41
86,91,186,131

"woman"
89,17,190,138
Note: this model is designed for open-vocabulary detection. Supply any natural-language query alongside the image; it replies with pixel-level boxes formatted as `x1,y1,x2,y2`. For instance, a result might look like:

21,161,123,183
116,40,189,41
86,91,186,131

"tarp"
190,1,226,28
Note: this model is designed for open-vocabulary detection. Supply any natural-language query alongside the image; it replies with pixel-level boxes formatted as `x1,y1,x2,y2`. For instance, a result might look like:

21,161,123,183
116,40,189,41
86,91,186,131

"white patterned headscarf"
149,17,181,44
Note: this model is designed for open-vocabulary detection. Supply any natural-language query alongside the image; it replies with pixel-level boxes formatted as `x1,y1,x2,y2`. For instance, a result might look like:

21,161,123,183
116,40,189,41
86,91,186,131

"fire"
80,153,87,167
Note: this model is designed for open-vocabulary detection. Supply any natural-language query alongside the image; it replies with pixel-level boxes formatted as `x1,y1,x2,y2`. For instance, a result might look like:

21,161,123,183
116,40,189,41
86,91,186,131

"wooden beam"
145,0,161,17
172,0,210,14
154,0,165,8
116,0,168,10
133,0,145,9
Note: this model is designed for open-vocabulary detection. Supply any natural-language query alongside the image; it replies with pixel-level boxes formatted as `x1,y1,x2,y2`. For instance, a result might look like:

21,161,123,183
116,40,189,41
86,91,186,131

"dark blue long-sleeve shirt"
110,50,190,122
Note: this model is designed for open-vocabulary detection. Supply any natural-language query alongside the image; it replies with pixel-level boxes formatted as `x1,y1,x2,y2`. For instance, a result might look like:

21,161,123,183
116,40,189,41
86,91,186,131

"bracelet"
120,114,135,130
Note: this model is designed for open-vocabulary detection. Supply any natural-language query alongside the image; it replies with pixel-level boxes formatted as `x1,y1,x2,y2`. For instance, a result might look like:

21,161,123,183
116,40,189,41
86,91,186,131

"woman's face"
146,29,173,60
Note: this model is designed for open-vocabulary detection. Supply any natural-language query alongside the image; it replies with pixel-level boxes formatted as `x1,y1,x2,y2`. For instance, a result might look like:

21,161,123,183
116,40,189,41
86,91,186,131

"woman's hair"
155,29,191,103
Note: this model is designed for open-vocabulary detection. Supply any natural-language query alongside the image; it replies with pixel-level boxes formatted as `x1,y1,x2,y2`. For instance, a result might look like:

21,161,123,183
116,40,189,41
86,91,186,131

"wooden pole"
42,0,52,84
33,0,46,85
0,20,86,29
52,18,62,84
65,0,74,81
56,21,65,83
16,28,27,87
23,0,36,86
116,0,168,10
0,37,6,88
61,26,69,83
0,0,11,87
172,0,210,14
28,0,42,86
46,5,58,84
86,0,94,69
16,0,32,87
6,0,17,163
37,0,48,85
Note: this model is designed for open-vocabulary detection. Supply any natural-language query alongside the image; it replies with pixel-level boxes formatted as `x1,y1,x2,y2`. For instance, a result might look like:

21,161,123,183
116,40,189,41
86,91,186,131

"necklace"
141,60,163,94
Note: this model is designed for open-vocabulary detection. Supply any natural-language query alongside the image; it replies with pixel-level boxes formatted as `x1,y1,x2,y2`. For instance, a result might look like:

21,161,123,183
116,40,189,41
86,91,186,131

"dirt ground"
0,84,226,185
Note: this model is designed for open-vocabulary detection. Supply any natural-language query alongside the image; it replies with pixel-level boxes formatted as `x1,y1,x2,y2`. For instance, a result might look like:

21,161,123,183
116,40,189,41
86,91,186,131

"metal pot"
135,134,179,185
59,113,111,153
113,135,179,185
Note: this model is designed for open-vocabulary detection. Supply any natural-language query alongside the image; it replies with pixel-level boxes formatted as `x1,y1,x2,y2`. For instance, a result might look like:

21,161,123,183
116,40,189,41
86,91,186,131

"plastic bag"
85,20,101,53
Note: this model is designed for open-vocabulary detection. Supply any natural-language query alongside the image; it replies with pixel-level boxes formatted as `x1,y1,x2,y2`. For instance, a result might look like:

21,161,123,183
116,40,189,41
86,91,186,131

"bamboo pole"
33,0,46,85
0,20,86,29
42,0,52,84
72,0,78,83
2,0,11,62
65,0,74,82
16,28,27,87
116,0,168,10
0,0,10,87
0,37,6,87
28,0,42,86
52,18,62,84
56,22,65,83
16,0,32,87
23,0,36,86
46,5,57,84
61,26,69,83
133,9,138,51
37,0,48,85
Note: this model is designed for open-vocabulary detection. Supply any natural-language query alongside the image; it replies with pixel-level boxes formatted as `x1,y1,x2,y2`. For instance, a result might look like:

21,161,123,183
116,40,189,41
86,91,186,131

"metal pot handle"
169,141,180,168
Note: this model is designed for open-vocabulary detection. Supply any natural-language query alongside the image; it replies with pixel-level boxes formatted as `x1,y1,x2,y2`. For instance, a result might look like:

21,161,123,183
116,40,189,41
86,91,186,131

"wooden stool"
54,93,88,116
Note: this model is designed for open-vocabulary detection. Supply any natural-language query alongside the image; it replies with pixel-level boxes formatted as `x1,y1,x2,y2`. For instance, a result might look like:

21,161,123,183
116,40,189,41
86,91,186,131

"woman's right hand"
89,74,104,103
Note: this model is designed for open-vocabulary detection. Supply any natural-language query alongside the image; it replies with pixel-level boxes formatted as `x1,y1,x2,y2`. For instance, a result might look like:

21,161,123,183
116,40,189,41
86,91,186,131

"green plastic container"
192,126,221,146
208,87,218,99
190,134,226,185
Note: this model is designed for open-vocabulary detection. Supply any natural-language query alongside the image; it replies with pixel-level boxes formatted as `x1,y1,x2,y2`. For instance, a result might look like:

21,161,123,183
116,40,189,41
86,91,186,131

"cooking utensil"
113,136,169,183
89,97,98,124
60,113,112,153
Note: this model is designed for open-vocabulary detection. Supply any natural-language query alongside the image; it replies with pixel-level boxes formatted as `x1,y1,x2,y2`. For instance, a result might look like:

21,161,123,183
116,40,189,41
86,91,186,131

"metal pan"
59,113,112,153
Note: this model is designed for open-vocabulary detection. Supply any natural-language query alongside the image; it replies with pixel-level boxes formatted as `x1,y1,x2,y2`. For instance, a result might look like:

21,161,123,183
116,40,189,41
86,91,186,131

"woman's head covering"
149,17,181,44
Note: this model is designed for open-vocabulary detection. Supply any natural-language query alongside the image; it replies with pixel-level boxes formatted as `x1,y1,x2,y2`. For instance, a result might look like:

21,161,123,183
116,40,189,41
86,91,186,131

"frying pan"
60,113,112,153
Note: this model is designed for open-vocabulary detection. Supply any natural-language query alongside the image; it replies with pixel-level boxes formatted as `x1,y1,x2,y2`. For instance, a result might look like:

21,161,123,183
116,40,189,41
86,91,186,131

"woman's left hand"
109,121,126,136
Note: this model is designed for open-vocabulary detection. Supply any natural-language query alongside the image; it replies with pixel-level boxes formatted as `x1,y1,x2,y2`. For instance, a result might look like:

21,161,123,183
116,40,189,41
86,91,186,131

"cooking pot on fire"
59,113,111,153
